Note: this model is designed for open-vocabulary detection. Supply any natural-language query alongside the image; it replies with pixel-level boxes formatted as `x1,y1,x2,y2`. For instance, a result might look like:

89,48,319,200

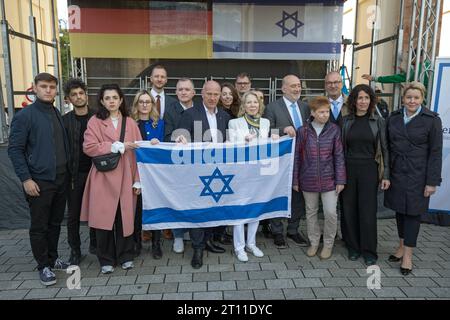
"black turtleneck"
36,98,67,172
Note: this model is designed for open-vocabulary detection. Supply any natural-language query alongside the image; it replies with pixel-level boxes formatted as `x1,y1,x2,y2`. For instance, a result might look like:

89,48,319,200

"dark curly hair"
347,84,376,115
63,78,87,98
219,82,240,117
96,84,129,120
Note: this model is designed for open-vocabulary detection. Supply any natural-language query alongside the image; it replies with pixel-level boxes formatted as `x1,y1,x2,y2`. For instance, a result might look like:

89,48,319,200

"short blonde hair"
237,91,265,117
131,90,159,126
402,81,426,99
309,96,331,112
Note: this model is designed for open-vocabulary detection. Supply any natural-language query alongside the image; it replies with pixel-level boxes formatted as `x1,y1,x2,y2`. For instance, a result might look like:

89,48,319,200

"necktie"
290,103,302,129
332,101,340,120
156,95,161,116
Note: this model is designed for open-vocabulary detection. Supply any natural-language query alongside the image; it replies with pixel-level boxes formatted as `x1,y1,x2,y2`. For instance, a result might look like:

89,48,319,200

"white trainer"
101,265,114,274
121,261,134,270
235,250,249,262
246,245,264,257
173,238,185,253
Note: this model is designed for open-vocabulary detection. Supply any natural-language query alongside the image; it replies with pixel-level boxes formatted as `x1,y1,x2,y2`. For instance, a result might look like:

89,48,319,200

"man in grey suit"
263,74,310,248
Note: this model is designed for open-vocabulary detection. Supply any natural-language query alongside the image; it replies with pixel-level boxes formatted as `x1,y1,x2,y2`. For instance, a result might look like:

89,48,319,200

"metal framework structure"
0,0,62,143
406,0,442,107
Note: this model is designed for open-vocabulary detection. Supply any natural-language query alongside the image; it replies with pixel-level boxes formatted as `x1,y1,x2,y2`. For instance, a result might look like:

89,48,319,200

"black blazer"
177,103,231,143
263,97,310,136
163,101,187,142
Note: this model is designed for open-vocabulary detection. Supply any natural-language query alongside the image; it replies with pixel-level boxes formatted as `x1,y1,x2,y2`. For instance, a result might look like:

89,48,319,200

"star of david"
199,167,234,203
275,10,304,37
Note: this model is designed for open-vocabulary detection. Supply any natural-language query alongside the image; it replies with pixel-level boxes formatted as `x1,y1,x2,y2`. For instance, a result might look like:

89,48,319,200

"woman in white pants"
228,91,278,262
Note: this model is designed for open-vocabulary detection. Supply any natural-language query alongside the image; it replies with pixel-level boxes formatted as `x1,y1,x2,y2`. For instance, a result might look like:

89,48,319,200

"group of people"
7,66,442,287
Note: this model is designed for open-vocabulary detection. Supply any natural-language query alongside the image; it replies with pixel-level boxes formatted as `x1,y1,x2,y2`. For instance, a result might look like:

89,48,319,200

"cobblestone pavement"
0,219,449,300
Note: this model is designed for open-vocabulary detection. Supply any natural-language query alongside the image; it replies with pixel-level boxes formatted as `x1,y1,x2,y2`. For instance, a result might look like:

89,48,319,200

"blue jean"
173,228,187,238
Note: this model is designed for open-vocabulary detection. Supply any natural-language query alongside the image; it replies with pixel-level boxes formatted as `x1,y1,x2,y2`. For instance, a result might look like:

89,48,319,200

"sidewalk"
0,219,449,300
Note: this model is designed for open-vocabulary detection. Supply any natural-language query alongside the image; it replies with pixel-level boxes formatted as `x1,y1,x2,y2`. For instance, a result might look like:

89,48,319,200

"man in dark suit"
164,78,196,142
263,74,310,249
176,80,231,269
325,71,349,125
149,64,176,119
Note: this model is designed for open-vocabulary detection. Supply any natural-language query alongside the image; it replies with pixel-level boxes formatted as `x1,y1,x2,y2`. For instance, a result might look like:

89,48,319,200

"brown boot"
142,230,152,242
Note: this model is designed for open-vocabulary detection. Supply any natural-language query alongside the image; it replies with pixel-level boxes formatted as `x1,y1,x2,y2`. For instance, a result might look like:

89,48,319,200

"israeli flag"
136,137,295,230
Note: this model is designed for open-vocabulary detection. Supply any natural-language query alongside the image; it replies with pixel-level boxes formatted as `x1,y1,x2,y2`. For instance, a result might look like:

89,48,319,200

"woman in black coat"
384,82,443,276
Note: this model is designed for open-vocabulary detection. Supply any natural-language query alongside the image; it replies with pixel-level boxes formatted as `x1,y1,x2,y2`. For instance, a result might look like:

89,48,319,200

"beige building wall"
0,0,59,110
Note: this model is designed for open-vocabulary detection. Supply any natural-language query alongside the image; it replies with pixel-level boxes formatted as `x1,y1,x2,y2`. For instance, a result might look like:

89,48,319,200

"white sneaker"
173,238,184,253
235,250,248,262
121,261,134,270
101,265,114,274
246,245,264,257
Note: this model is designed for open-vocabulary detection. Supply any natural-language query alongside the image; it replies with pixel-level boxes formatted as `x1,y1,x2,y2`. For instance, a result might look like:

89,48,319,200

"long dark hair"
96,84,129,120
219,82,240,117
347,84,376,115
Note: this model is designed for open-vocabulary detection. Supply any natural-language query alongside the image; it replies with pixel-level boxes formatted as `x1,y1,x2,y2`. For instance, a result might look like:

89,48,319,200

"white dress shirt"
151,88,166,118
204,104,218,143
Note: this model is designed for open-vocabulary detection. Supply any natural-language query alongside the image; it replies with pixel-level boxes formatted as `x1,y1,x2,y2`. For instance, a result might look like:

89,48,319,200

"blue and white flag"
213,0,344,60
136,137,295,230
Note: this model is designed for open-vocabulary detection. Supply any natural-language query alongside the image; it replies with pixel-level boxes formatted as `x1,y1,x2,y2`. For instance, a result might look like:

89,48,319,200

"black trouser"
26,173,67,270
190,228,205,250
204,226,226,241
270,189,305,236
341,159,378,260
67,171,96,253
396,212,421,247
134,195,161,248
95,204,135,267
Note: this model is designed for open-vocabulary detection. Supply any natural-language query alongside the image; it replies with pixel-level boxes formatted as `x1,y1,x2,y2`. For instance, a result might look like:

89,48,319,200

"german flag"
68,1,212,59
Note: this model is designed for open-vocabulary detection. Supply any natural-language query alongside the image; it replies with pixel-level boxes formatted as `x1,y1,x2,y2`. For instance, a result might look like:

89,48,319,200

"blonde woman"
228,91,278,262
130,90,164,260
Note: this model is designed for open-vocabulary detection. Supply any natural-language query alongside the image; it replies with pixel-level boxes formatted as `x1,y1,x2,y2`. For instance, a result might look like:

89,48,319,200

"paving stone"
0,289,29,300
342,287,377,298
293,278,324,288
405,277,439,287
79,277,109,286
374,287,407,298
148,283,179,293
154,266,181,274
431,277,450,287
302,269,332,278
275,270,304,279
178,282,207,292
400,287,437,298
328,268,359,278
223,290,254,300
25,288,60,299
193,272,220,282
56,287,90,298
283,288,315,299
321,278,353,287
266,279,295,289
107,276,137,285
248,270,277,280
87,286,119,296
194,291,223,300
208,280,236,291
136,275,165,284
269,254,296,263
236,280,266,290
313,287,345,299
221,271,248,281
1,272,19,281
132,293,163,300
165,273,193,283
253,289,285,299
430,287,450,298
234,263,261,272
208,264,234,272
118,284,149,295
260,262,287,271
163,292,192,300
410,269,441,277
181,264,209,273
126,267,155,276
0,280,22,290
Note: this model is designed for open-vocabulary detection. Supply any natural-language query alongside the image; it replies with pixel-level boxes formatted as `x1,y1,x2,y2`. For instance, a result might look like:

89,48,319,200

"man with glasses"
235,72,252,97
324,71,349,125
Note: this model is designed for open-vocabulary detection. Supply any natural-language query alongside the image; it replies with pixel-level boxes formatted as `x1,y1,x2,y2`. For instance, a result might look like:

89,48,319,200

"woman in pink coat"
81,84,142,274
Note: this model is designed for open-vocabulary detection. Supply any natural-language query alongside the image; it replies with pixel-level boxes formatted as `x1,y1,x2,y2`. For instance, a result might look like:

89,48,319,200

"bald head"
324,71,343,100
281,75,302,102
202,80,221,110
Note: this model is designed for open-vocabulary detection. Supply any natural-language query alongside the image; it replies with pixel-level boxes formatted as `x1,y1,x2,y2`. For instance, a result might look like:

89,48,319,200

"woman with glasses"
130,90,164,260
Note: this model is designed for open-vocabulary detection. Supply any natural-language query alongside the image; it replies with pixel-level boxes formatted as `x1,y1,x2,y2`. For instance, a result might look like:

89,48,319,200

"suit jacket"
177,103,231,143
228,117,270,142
263,97,310,136
162,94,176,119
163,101,191,142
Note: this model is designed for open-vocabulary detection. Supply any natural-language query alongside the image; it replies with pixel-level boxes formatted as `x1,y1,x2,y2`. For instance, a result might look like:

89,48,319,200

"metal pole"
406,0,418,82
50,0,63,111
1,0,15,121
393,0,405,110
427,0,441,108
351,0,359,88
414,1,426,81
29,0,39,75
0,70,6,143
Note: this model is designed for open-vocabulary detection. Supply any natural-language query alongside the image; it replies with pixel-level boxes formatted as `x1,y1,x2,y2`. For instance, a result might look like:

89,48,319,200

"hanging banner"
429,57,450,214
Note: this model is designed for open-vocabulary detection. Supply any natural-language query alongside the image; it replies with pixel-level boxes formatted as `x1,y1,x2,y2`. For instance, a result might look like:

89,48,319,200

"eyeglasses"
138,100,152,105
325,81,341,86
236,82,250,86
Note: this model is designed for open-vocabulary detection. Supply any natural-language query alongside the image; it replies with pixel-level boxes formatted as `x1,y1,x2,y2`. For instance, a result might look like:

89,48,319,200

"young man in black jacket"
62,78,96,265
8,73,70,286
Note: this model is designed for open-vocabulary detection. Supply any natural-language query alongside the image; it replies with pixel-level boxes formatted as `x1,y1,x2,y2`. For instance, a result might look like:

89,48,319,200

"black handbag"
92,116,127,172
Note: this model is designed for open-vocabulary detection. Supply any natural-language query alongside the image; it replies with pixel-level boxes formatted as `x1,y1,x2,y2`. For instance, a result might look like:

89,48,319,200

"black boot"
191,249,203,269
152,230,163,259
69,249,81,265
